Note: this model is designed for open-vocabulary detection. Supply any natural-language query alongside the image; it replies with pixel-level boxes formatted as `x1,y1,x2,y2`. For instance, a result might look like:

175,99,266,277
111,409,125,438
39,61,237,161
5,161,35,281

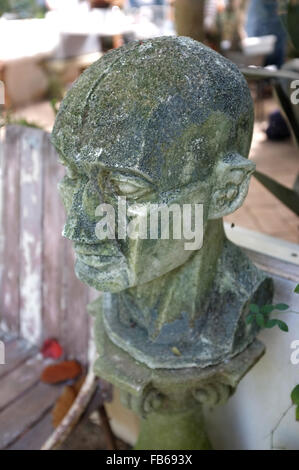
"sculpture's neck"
116,219,226,339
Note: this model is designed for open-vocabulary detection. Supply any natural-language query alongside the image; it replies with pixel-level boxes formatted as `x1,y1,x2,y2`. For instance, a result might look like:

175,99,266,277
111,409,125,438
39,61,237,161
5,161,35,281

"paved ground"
225,120,299,244
12,98,299,245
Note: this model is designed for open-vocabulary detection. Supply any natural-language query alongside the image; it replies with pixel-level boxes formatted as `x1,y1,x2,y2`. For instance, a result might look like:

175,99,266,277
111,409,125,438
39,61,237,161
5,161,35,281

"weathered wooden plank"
88,288,99,364
0,126,93,361
19,128,44,345
63,241,89,364
42,133,66,341
0,329,17,343
225,223,299,267
245,248,299,283
42,130,93,362
0,337,37,379
0,354,47,410
0,128,4,301
0,381,61,449
0,126,21,333
7,412,53,450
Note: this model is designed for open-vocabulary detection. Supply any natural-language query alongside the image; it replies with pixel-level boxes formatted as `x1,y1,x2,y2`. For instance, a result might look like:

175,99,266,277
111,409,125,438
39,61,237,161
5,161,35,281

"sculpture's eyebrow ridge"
90,162,155,185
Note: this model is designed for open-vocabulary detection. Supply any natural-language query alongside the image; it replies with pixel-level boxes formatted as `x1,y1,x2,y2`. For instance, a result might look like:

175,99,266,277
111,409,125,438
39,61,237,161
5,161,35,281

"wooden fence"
0,125,97,364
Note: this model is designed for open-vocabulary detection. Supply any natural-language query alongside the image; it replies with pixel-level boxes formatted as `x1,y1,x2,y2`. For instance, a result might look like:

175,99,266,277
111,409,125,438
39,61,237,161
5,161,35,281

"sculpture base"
135,407,212,450
99,240,273,369
93,310,265,450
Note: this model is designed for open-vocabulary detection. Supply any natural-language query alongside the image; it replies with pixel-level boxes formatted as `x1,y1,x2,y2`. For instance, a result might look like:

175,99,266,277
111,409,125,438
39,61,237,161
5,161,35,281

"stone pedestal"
93,306,265,450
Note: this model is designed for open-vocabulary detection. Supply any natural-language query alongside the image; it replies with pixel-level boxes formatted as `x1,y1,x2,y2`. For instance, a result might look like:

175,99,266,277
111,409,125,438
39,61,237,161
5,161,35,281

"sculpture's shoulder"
201,238,274,361
217,238,272,294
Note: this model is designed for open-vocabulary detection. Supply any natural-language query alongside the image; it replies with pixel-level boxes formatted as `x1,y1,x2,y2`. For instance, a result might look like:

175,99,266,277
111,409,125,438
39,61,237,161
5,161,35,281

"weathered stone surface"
52,36,273,370
93,306,265,405
52,35,275,449
93,308,265,449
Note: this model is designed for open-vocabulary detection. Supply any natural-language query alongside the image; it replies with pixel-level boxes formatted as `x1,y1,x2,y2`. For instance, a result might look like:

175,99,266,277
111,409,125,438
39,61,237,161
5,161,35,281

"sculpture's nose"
61,178,101,244
63,209,99,244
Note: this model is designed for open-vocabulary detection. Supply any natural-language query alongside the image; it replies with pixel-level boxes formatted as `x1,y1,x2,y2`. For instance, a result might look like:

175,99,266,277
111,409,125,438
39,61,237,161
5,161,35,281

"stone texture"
53,36,274,448
52,36,273,369
93,308,265,449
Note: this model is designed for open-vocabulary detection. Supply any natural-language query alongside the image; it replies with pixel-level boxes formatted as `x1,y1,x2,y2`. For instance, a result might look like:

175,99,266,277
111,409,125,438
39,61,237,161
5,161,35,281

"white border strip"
224,223,299,266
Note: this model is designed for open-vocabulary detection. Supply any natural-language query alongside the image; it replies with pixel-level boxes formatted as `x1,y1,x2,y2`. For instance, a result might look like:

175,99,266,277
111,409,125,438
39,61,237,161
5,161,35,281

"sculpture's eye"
110,174,153,199
116,181,143,194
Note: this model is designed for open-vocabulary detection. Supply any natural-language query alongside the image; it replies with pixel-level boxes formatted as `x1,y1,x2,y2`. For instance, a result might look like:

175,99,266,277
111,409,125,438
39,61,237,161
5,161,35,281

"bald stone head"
52,37,255,292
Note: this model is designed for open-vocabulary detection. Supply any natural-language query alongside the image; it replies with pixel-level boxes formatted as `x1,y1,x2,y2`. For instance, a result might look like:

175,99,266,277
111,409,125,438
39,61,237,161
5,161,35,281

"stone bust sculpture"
52,36,273,370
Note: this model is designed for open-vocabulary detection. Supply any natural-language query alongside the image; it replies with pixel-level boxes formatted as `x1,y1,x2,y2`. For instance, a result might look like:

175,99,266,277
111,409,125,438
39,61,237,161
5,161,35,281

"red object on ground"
41,338,63,359
41,360,82,384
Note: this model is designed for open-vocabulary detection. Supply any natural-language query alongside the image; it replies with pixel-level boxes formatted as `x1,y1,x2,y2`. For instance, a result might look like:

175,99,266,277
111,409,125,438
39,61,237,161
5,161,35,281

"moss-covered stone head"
52,36,255,292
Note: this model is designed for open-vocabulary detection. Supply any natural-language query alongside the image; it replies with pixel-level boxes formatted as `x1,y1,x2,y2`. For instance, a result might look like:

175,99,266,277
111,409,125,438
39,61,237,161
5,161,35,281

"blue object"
265,110,291,140
246,0,287,68
128,0,165,7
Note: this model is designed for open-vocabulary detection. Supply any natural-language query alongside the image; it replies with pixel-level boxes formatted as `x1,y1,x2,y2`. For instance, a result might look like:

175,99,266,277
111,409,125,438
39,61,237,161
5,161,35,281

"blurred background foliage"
0,0,46,18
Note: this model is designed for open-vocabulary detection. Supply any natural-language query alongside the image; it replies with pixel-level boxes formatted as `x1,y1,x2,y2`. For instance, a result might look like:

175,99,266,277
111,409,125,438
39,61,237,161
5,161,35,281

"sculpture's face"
58,111,255,293
53,37,255,292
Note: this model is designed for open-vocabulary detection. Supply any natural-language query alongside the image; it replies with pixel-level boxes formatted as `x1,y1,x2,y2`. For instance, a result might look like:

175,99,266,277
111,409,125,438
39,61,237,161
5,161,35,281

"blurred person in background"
246,0,287,68
89,0,165,7
198,0,247,52
89,0,122,7
246,0,290,141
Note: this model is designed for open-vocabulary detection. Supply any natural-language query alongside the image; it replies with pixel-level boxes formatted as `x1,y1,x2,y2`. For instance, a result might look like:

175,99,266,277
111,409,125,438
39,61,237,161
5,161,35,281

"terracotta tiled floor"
13,99,299,245
225,120,299,244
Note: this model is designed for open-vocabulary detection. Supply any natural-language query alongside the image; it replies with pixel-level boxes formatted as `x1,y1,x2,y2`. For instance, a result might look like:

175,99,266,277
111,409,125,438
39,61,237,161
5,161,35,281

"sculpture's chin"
75,257,131,293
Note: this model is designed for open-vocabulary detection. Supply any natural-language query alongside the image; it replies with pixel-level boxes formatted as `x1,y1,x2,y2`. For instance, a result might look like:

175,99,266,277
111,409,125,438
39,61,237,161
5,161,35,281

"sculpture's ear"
208,153,256,219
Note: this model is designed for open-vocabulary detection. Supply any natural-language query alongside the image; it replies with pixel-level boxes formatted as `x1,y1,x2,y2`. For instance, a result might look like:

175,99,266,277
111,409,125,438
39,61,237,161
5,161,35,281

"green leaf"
296,406,299,422
249,304,259,314
246,314,255,324
260,304,275,315
275,303,289,311
294,284,299,294
276,320,289,332
256,313,265,328
272,81,299,149
253,171,299,216
265,319,278,329
291,385,299,405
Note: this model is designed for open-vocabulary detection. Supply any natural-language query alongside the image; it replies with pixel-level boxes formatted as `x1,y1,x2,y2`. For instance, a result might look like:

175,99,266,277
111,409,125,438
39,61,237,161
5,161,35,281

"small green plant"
248,284,299,426
246,284,299,333
291,284,299,422
246,302,290,331
291,384,299,422
50,98,60,117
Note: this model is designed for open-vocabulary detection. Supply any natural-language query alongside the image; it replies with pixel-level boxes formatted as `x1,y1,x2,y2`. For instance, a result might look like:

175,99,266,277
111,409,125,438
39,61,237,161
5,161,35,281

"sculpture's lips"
75,252,123,270
74,240,122,256
74,241,124,270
